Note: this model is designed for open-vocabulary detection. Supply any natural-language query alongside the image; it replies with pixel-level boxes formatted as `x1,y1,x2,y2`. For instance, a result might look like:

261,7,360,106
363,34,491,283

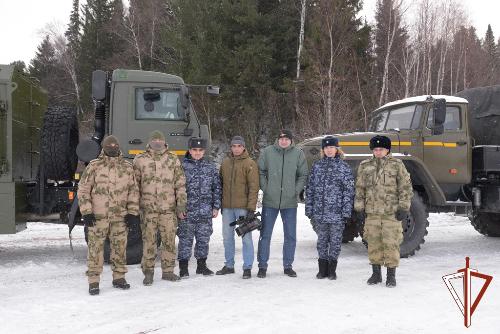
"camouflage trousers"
316,222,345,261
177,218,213,261
363,214,403,268
141,211,178,274
86,218,128,284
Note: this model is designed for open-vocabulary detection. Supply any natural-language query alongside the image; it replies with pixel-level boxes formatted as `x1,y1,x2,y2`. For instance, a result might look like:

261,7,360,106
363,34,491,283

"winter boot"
88,283,99,296
284,268,297,277
162,272,181,281
143,271,154,286
257,268,267,278
328,259,338,280
242,269,251,279
216,266,235,275
316,259,328,279
179,260,189,278
112,278,130,290
196,258,214,276
386,267,397,287
367,264,382,285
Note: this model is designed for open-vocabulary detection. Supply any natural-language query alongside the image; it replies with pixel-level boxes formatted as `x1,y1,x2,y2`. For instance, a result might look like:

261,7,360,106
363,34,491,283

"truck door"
422,103,470,188
111,83,197,160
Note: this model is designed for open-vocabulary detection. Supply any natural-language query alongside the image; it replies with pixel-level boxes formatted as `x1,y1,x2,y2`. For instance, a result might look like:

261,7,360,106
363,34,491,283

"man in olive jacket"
216,136,260,279
257,130,309,278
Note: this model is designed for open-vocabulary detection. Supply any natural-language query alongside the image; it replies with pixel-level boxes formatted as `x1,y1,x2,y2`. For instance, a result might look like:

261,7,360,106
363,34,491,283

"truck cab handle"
457,141,467,146
129,138,143,145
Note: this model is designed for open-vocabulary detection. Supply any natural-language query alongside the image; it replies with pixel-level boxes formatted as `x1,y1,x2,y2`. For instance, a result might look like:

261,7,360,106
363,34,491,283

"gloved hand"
245,211,256,220
354,211,365,222
82,214,96,227
395,209,409,221
125,214,141,227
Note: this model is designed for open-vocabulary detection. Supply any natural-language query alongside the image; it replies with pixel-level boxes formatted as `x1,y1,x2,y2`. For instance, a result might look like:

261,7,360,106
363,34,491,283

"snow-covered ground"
0,207,499,334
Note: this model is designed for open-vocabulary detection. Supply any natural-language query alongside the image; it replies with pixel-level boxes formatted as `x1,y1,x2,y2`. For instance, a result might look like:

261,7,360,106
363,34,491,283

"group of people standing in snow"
78,129,412,296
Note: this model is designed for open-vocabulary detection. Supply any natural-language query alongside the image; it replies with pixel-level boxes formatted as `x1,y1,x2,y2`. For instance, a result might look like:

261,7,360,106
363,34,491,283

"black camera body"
230,212,262,237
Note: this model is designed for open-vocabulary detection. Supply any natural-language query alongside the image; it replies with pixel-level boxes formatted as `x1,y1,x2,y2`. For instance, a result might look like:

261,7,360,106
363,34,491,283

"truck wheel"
470,211,500,237
104,225,143,265
357,192,429,257
400,193,429,258
342,218,359,243
41,106,79,180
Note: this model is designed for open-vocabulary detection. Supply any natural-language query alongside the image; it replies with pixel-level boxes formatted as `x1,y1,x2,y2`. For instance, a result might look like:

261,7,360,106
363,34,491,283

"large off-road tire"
103,225,143,265
358,192,429,257
84,225,144,265
41,106,79,181
469,211,500,237
400,193,429,257
342,218,359,243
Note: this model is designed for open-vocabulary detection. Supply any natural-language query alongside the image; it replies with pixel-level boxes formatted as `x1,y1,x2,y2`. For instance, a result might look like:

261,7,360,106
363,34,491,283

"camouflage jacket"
354,155,413,216
182,155,222,220
78,151,139,219
305,156,355,224
133,148,187,214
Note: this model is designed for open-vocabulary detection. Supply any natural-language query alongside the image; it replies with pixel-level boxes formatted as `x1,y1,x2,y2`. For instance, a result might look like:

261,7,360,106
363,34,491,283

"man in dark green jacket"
257,130,309,278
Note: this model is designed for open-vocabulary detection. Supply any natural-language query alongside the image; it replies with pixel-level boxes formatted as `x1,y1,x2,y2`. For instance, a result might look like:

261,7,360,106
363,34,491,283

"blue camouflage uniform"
305,156,355,260
177,154,222,261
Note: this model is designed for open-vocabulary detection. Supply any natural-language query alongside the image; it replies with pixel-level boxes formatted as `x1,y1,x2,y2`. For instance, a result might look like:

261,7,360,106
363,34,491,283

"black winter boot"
88,283,99,296
216,266,235,275
328,260,338,280
179,260,189,278
143,271,154,286
112,278,130,290
367,264,382,285
316,259,328,279
257,268,267,278
196,258,214,276
386,267,397,287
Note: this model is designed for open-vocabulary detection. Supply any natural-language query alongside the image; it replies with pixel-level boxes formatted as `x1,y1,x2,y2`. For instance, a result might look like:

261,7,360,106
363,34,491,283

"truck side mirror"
92,70,107,101
207,85,220,96
180,86,189,110
431,98,446,135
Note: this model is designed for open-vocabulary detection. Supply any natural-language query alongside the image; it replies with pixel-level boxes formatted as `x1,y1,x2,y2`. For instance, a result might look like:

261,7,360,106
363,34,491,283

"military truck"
299,85,500,257
0,64,217,264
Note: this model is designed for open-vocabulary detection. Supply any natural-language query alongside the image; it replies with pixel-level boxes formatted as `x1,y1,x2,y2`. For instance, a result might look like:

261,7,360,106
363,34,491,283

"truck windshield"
135,88,185,120
369,104,423,131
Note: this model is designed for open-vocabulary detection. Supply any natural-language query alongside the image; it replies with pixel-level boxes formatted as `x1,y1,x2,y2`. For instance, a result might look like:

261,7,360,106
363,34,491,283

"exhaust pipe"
472,187,481,208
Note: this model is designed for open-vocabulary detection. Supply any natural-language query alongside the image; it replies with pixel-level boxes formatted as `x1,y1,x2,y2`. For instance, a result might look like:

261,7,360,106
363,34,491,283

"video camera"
229,212,262,237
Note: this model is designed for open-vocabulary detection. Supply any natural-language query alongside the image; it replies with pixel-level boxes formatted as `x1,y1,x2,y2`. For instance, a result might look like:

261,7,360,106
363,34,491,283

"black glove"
354,211,365,222
395,209,409,221
246,211,256,220
82,214,96,227
125,214,141,227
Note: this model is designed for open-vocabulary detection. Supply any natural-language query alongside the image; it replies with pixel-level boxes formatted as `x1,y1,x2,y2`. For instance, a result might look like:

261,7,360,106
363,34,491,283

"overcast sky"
0,0,499,66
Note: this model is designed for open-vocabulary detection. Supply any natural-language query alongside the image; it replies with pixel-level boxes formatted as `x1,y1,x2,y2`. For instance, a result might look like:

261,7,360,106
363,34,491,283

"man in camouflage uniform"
354,135,413,287
133,130,187,286
177,137,221,278
78,135,140,295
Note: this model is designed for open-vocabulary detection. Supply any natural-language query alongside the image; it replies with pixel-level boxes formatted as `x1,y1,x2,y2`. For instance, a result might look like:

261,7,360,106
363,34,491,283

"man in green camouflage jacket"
78,135,140,295
354,135,413,287
133,130,187,286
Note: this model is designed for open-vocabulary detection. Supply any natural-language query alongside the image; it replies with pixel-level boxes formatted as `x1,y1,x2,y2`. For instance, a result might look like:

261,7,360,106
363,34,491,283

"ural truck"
300,85,500,257
0,64,217,264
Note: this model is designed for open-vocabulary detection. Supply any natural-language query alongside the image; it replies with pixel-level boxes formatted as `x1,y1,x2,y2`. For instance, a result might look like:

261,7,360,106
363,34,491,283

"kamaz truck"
0,64,217,263
300,85,500,257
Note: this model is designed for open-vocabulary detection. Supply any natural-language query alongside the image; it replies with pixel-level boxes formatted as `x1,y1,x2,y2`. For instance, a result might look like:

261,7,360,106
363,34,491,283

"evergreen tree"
29,35,56,81
65,0,80,53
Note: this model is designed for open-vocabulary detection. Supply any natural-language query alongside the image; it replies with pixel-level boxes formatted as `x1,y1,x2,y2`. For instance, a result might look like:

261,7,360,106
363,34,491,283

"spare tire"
41,106,79,180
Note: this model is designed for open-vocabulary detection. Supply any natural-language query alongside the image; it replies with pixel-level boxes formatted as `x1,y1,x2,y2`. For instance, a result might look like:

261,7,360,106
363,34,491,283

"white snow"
0,207,499,333
377,95,469,110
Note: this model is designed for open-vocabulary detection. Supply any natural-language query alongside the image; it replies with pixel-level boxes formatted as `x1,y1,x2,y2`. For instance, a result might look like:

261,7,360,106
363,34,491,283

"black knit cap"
188,137,207,149
321,136,339,149
278,129,293,140
369,135,391,151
